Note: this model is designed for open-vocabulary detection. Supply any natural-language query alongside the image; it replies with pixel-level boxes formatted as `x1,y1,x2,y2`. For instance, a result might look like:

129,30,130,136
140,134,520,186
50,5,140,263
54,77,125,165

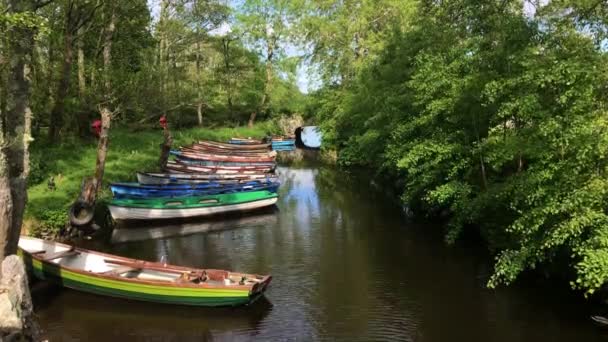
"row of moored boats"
108,138,281,221
18,137,292,307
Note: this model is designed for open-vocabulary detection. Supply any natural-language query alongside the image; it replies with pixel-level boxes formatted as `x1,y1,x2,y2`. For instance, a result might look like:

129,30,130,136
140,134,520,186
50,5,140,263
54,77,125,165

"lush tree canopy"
304,0,608,296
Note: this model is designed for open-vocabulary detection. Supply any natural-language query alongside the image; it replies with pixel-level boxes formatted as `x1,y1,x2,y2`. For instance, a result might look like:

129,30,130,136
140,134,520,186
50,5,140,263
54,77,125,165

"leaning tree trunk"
91,1,116,198
1,0,36,258
70,1,116,228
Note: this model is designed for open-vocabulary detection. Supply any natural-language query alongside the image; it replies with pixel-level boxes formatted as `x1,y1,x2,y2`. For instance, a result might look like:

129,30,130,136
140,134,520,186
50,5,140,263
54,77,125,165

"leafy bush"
30,209,67,238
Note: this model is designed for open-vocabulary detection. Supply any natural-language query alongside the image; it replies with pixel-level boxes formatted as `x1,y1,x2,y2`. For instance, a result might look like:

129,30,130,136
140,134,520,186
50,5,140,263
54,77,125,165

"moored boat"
18,236,271,306
229,137,264,145
173,157,276,170
110,180,280,198
165,161,274,174
186,144,274,156
171,150,275,163
271,140,295,145
136,172,276,185
195,140,270,151
181,146,276,158
108,190,279,220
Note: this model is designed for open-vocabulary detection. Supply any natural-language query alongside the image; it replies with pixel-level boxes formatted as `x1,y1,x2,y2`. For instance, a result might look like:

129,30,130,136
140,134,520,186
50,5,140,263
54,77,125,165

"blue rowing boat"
271,140,295,146
110,180,280,199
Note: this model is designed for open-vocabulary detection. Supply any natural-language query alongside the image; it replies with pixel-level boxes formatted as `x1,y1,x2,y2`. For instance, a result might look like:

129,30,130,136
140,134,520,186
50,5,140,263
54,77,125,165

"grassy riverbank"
25,123,277,236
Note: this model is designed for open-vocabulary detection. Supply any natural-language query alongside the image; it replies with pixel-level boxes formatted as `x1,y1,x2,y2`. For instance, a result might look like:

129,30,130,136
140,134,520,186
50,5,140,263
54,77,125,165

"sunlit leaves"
314,0,608,295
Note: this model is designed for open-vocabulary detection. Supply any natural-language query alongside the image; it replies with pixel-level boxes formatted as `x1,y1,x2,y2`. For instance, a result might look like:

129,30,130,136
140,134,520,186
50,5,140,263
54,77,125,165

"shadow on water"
32,154,608,341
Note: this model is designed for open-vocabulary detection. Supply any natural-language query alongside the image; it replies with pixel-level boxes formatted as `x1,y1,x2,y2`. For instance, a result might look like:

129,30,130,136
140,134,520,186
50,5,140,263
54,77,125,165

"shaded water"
33,164,606,341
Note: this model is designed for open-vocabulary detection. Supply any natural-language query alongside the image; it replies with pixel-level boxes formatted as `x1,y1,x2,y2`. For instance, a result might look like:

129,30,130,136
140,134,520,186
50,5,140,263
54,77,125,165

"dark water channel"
33,162,607,341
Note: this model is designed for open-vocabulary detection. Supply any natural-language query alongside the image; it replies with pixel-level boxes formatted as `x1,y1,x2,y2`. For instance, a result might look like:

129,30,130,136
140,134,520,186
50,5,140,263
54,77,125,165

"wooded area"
306,0,608,296
2,0,608,300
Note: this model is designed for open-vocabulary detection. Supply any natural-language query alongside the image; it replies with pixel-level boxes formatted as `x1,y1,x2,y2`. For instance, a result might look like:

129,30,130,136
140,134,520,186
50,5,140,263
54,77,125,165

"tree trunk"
92,2,116,197
248,111,257,128
77,1,116,210
159,127,173,170
222,38,234,118
77,26,86,97
49,27,74,143
91,107,111,199
197,102,204,126
0,156,14,261
159,0,169,114
1,0,36,258
195,35,204,126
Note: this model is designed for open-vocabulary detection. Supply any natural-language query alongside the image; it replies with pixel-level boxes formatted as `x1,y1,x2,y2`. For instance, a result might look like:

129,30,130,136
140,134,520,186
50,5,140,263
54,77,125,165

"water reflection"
32,284,272,341
33,164,605,341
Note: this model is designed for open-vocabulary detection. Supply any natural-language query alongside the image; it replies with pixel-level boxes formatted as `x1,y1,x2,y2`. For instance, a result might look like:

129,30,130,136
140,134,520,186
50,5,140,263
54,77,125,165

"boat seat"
102,266,140,276
42,248,79,261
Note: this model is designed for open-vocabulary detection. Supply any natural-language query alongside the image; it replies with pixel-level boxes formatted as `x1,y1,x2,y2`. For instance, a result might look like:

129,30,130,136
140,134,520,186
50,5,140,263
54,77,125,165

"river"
32,163,606,341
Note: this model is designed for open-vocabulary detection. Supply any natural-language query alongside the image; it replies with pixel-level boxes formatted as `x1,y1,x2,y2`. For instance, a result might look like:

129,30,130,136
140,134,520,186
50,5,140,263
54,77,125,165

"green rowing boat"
18,236,271,306
109,190,279,220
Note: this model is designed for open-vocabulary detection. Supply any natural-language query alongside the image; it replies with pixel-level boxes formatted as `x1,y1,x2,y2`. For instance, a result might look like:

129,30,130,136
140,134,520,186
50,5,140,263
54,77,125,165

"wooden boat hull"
229,138,264,145
18,237,271,307
172,150,275,163
165,162,273,174
109,197,278,220
109,190,279,220
110,181,280,198
271,140,295,146
196,141,270,150
136,172,276,185
182,147,276,158
185,145,273,156
272,146,296,151
172,157,276,170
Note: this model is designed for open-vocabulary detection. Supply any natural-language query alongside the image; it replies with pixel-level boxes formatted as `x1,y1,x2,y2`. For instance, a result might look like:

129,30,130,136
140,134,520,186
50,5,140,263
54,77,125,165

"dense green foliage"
305,0,608,296
15,0,305,139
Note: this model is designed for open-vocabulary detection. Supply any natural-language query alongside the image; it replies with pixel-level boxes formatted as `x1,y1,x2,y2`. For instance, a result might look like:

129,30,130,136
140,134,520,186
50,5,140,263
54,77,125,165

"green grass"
26,122,277,234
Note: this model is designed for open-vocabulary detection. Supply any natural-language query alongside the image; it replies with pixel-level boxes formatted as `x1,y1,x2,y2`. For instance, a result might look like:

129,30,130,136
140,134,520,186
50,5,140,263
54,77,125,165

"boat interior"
19,237,265,286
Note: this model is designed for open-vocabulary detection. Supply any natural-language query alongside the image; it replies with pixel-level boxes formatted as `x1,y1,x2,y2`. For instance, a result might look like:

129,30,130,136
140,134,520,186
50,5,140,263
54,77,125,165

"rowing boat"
185,144,274,156
136,172,276,185
271,140,295,146
109,190,279,220
181,146,276,158
171,150,275,163
110,180,280,198
18,236,271,306
174,156,277,168
195,140,270,150
229,137,264,145
165,161,274,174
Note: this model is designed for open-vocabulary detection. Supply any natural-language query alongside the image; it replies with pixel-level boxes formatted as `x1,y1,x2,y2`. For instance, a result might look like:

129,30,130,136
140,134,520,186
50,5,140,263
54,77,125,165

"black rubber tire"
69,200,95,227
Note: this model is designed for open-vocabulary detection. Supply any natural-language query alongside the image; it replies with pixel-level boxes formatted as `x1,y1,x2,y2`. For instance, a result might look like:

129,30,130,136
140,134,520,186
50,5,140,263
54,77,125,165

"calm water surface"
33,164,607,341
